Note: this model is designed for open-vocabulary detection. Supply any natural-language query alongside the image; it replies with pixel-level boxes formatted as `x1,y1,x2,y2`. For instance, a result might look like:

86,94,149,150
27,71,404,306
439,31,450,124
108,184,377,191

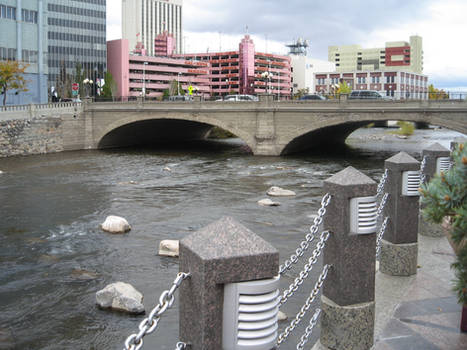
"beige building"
329,36,423,74
290,56,335,94
122,0,183,56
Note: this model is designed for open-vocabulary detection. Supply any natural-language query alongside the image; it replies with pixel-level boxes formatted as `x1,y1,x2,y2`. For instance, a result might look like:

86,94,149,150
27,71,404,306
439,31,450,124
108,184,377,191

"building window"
357,77,366,84
22,9,38,23
0,5,16,19
372,76,380,83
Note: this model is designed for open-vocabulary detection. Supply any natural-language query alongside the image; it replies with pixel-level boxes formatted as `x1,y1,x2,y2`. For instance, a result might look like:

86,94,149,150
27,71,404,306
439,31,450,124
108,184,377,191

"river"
0,127,464,350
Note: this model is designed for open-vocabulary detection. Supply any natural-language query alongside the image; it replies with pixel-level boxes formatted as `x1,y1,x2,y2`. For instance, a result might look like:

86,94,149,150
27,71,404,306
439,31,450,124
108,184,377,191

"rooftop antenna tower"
286,38,309,56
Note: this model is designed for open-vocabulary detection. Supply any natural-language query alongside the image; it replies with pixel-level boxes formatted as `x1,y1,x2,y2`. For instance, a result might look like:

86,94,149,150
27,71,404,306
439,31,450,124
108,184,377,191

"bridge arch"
95,112,256,152
279,112,467,155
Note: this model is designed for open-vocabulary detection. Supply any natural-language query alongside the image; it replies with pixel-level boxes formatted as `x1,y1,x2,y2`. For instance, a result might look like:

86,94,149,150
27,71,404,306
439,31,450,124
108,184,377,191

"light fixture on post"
83,78,93,98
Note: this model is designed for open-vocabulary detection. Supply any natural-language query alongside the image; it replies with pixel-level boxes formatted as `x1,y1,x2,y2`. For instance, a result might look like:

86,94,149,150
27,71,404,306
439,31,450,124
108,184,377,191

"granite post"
380,152,420,276
315,167,377,350
179,216,279,350
419,143,451,237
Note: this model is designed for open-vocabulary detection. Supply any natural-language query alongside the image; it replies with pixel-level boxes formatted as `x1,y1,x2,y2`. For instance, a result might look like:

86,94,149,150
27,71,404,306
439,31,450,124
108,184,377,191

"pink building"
176,35,292,98
107,35,292,99
107,39,211,98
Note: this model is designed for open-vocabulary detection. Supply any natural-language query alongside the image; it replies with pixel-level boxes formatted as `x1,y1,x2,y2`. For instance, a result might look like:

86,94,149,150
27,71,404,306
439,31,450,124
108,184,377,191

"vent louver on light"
436,157,451,174
402,170,421,196
223,276,280,350
350,196,377,234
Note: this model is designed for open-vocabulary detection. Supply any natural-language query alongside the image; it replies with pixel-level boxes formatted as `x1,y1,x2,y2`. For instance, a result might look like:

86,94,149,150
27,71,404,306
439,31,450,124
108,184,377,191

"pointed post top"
422,142,450,157
324,166,376,198
180,216,278,285
385,151,420,171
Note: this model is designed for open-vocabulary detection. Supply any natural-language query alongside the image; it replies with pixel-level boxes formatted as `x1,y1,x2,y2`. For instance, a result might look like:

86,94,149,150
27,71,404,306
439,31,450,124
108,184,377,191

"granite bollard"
419,143,451,237
380,152,420,276
179,216,279,350
314,167,377,350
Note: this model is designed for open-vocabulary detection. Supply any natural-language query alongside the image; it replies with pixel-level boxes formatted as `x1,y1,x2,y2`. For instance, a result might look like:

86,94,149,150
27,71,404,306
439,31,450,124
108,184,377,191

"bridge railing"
0,102,80,113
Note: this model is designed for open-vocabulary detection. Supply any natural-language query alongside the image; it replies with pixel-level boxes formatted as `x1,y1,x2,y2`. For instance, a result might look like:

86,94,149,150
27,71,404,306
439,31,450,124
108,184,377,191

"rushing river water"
0,127,464,350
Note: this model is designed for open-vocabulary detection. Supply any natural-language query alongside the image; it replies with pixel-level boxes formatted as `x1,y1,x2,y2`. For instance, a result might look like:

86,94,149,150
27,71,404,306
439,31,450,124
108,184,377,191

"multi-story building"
107,38,210,98
314,70,428,99
107,35,292,99
178,35,292,98
287,39,335,94
47,0,107,93
0,0,47,104
329,36,423,74
122,0,183,56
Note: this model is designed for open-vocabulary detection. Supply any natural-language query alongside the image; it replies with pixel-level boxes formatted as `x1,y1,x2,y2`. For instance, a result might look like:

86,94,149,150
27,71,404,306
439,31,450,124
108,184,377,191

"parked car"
221,94,259,102
167,95,193,102
349,90,390,100
299,94,327,101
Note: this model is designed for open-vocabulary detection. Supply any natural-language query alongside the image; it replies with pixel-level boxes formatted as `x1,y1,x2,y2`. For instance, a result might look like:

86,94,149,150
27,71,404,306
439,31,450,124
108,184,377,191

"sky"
106,0,467,90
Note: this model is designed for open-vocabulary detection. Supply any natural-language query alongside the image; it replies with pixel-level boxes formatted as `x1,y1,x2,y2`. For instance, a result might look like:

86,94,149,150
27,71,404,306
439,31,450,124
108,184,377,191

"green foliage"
0,60,29,106
428,84,449,100
421,143,467,304
394,121,415,136
101,71,118,98
337,81,351,95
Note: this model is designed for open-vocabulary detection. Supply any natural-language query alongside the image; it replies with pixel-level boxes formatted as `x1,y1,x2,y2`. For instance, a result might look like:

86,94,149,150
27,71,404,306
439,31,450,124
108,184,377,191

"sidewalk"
374,234,467,349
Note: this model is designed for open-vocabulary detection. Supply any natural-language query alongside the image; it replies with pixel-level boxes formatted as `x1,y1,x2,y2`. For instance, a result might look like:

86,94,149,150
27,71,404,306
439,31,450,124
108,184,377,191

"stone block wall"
0,117,64,157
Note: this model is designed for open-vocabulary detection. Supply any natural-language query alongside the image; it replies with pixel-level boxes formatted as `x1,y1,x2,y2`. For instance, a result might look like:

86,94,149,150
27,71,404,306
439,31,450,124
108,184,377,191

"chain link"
279,193,331,275
175,342,187,350
376,217,389,258
280,231,330,305
376,193,389,219
277,265,330,346
376,169,388,197
123,272,191,350
420,155,427,184
296,308,321,350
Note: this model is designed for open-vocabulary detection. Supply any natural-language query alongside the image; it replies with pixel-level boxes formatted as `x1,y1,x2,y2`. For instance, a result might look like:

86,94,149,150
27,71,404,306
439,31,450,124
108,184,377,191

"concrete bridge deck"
1,98,466,156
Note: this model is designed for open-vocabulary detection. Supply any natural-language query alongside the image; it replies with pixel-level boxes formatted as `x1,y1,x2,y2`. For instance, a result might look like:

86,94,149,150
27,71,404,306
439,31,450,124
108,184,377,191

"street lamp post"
83,78,93,98
143,62,148,98
177,72,182,95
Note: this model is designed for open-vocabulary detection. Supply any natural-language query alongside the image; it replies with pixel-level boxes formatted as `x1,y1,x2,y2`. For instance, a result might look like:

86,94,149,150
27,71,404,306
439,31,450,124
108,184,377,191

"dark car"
300,94,326,101
349,90,388,100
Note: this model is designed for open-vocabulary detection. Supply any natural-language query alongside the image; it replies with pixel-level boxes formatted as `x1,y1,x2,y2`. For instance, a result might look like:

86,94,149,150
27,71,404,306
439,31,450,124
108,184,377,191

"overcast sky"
106,0,467,90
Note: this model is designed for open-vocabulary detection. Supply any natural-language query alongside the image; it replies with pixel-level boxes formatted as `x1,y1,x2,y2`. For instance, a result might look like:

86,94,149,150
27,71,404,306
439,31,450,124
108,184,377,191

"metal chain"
420,155,427,184
280,231,330,305
376,169,388,197
376,217,389,258
175,342,187,350
296,308,321,350
279,193,331,275
123,272,191,350
376,193,389,219
277,264,331,346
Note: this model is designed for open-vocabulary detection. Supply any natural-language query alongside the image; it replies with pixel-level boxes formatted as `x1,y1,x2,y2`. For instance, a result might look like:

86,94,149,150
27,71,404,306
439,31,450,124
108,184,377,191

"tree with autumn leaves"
420,142,467,331
0,60,29,106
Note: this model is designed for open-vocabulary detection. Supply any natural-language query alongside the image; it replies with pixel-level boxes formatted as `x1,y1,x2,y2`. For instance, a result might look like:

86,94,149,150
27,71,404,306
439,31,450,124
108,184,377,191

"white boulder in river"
258,198,281,207
159,240,179,257
96,282,144,314
266,186,296,197
100,216,131,233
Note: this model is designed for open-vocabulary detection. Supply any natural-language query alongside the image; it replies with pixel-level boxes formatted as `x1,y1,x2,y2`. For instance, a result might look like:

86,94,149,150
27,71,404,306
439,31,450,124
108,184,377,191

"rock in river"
258,198,281,207
266,186,296,197
100,216,131,234
96,282,144,314
0,328,14,349
159,240,179,257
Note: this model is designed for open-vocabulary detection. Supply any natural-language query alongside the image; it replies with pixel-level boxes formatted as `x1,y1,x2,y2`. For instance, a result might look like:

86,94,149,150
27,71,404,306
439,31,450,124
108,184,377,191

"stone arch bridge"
82,97,466,155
